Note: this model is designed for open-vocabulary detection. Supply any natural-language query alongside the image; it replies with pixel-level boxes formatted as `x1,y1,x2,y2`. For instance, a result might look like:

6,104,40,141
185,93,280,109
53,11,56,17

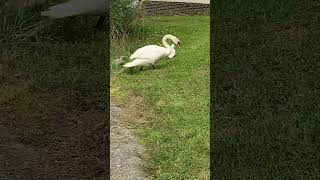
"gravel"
110,101,149,180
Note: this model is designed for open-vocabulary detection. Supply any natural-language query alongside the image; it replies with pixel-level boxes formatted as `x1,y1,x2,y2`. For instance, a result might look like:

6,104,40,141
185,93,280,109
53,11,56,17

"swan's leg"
95,16,105,30
152,65,155,69
140,67,143,71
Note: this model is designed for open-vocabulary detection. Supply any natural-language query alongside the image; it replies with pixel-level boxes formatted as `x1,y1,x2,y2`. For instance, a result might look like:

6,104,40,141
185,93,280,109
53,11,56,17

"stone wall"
142,0,210,16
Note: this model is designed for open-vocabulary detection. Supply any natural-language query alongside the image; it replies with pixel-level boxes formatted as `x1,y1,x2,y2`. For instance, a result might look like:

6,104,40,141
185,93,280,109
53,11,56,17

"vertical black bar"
105,0,111,178
1,1,110,179
213,0,320,178
210,0,216,178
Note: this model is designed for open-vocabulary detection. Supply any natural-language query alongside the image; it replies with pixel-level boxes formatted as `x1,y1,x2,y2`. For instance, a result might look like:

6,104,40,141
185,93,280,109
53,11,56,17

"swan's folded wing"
130,45,166,60
123,59,153,67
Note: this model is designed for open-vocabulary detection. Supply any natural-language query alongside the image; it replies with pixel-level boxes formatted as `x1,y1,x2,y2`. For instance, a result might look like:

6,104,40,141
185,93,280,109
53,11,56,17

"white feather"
123,58,158,68
130,45,169,60
168,44,176,58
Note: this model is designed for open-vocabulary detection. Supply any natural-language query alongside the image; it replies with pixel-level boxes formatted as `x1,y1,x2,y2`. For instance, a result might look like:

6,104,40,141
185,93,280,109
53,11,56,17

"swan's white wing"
123,58,154,68
130,45,167,60
41,0,107,18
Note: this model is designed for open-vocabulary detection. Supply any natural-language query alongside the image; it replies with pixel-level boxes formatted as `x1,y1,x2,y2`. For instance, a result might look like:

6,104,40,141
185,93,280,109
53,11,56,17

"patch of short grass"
213,0,320,178
111,16,210,179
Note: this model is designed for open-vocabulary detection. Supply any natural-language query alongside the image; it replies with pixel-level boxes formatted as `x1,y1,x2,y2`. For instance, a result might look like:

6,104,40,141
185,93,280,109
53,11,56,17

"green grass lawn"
0,12,107,178
213,0,320,178
111,16,210,179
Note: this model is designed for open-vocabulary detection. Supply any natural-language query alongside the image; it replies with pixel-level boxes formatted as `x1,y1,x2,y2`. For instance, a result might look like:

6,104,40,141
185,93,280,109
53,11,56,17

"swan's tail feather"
123,62,136,68
41,2,78,18
123,59,143,68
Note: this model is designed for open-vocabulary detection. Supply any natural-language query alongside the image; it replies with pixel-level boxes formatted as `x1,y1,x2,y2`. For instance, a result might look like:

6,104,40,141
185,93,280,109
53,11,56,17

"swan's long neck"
162,35,172,48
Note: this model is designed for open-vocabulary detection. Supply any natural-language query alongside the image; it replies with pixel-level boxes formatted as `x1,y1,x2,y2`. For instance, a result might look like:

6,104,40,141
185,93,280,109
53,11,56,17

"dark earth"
0,96,107,179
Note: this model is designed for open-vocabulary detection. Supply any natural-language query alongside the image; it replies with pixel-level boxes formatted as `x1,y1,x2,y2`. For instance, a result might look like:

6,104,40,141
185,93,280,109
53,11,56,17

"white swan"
123,34,181,70
40,0,108,29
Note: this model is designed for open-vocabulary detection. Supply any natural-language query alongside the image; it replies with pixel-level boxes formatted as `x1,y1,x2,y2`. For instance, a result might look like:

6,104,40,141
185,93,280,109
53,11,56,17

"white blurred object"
114,56,126,66
128,0,141,8
40,0,108,29
40,0,108,18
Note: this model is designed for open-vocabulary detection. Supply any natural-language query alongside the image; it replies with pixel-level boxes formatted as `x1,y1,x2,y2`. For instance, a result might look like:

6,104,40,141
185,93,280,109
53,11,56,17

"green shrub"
111,0,142,36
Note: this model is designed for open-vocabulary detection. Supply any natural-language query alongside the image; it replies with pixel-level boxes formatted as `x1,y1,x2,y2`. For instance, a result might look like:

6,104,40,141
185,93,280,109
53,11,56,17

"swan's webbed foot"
140,67,143,71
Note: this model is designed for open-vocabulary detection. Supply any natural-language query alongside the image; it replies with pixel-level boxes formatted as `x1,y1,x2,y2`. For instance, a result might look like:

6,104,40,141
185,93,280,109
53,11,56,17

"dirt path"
110,100,149,180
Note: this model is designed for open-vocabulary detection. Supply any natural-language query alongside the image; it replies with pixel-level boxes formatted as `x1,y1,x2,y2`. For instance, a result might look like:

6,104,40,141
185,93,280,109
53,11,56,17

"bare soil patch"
110,94,150,180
